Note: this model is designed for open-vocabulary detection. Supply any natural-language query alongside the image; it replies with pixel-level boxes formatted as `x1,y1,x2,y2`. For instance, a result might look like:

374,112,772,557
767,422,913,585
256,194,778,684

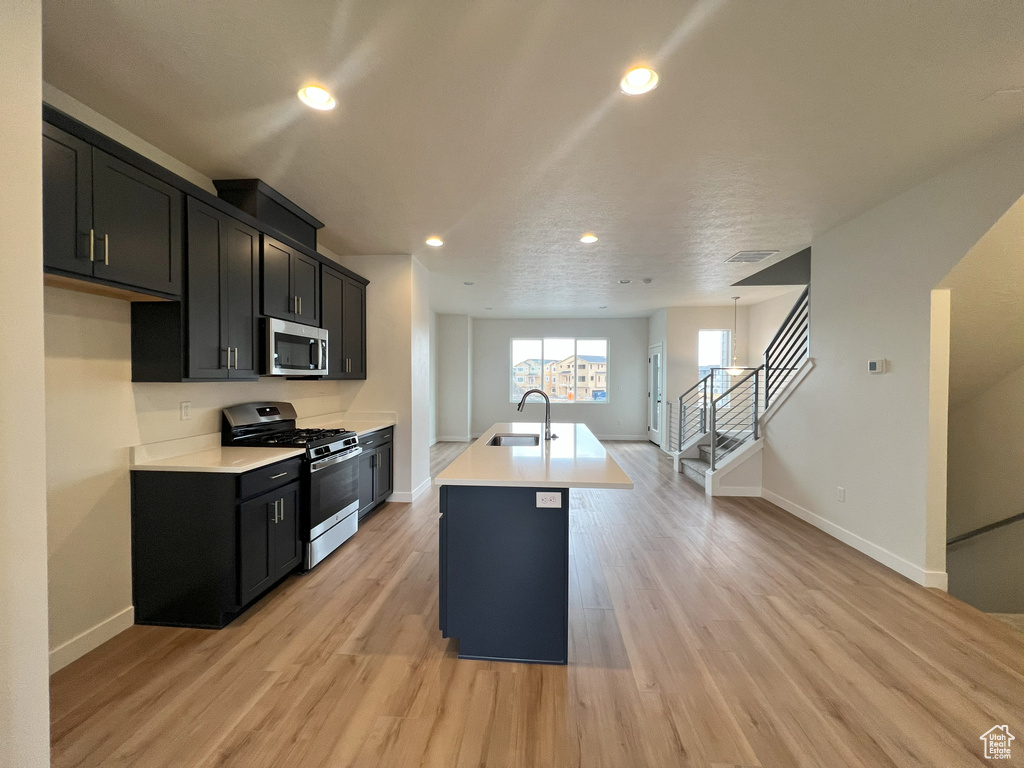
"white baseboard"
761,490,948,589
50,605,134,674
391,476,433,503
436,435,471,442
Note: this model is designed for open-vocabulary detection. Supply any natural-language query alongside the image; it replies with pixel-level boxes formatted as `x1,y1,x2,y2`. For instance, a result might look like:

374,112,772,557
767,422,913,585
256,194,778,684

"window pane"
511,339,542,401
543,339,575,402
698,329,732,397
575,339,608,402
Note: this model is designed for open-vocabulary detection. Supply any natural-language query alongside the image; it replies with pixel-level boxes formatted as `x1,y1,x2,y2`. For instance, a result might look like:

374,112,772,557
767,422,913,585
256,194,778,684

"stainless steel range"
222,401,361,569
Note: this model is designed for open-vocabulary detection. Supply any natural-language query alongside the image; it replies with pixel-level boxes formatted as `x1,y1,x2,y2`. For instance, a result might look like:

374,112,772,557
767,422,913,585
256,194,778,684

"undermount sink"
487,433,541,447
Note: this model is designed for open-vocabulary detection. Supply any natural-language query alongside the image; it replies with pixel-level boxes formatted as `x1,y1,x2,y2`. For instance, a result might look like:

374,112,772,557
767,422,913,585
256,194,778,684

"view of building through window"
698,329,732,396
511,338,609,403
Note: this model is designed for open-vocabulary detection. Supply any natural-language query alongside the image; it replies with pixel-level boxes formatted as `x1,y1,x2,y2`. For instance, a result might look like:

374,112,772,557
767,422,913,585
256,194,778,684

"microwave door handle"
320,339,328,372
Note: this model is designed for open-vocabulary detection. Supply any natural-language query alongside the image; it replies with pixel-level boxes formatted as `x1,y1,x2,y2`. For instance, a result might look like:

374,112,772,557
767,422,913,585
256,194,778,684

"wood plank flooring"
51,441,1023,767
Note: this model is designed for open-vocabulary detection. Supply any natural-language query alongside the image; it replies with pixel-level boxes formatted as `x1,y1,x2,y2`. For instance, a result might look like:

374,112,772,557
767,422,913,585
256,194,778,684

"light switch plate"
837,486,845,503
536,492,561,508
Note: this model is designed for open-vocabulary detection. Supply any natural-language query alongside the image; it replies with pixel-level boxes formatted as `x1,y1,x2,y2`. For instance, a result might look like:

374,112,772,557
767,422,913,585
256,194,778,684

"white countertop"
435,422,633,490
130,413,397,474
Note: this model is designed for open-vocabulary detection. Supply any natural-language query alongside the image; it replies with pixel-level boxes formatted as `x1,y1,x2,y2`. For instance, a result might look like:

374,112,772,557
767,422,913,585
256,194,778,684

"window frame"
509,336,610,404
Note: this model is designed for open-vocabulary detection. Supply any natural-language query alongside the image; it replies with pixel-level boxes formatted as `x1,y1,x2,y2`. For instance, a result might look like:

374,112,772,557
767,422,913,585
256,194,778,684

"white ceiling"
42,0,1023,317
940,197,1024,406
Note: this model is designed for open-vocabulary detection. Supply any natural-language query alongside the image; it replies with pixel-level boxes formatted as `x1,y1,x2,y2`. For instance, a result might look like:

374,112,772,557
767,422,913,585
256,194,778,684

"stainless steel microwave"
264,317,328,376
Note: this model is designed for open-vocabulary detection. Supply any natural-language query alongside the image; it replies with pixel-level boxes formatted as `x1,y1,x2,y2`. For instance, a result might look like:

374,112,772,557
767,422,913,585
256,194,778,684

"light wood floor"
51,442,1023,767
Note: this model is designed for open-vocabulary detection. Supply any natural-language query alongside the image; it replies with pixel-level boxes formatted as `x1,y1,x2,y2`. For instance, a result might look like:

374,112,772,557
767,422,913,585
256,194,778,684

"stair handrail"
764,286,810,410
675,372,712,450
709,365,763,471
946,512,1024,546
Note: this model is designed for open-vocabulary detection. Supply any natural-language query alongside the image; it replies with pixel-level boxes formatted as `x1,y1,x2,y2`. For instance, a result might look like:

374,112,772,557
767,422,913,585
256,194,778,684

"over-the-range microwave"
264,317,328,377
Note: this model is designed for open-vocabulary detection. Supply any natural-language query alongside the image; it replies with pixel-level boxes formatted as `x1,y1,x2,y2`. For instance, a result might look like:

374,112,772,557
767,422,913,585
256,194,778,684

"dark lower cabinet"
239,484,301,606
320,265,367,379
357,427,394,518
439,485,569,664
131,458,302,628
43,122,182,297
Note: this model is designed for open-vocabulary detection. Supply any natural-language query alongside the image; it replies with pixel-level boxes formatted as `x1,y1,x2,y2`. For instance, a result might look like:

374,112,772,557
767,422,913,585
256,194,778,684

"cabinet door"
341,277,366,379
292,252,320,325
186,198,228,379
374,444,393,502
92,148,182,296
224,218,259,378
357,450,376,518
320,267,344,380
42,123,92,276
271,485,302,577
261,236,294,321
239,494,274,605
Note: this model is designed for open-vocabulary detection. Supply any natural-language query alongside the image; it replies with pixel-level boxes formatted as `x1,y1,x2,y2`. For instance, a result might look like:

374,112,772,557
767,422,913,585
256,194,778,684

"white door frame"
648,344,664,446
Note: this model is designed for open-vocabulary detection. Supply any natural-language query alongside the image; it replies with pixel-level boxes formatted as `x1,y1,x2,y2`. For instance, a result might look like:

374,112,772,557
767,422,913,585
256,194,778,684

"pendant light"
726,296,743,376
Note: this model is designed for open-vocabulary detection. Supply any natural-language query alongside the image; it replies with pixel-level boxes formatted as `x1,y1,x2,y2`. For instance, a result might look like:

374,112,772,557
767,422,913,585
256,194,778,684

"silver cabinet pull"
232,347,239,370
224,348,230,368
298,296,302,315
89,229,95,262
269,472,287,479
104,234,109,265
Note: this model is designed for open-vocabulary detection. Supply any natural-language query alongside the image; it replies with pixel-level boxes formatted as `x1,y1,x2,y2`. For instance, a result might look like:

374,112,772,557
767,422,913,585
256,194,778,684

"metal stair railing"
764,286,810,410
667,373,712,452
709,365,763,471
946,512,1024,546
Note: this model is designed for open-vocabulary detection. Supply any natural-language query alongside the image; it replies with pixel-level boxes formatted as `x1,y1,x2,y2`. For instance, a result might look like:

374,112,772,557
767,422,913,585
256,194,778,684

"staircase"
667,286,810,495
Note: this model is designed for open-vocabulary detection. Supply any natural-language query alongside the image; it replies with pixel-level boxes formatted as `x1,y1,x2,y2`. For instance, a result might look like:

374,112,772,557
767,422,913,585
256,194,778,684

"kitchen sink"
487,433,541,447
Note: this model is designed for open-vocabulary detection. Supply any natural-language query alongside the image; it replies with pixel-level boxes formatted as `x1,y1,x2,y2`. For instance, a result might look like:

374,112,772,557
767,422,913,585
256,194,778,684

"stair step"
680,458,709,488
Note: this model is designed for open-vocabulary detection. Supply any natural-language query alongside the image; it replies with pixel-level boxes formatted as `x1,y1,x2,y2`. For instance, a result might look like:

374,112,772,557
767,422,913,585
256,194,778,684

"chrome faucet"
517,389,556,441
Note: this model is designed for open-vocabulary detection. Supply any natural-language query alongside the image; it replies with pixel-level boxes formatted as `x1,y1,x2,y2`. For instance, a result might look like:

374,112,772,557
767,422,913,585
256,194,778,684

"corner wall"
0,0,51,764
436,314,473,441
761,130,1024,587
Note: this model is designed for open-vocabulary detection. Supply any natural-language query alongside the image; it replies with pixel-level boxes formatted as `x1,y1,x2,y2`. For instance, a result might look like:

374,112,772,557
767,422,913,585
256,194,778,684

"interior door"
648,344,663,446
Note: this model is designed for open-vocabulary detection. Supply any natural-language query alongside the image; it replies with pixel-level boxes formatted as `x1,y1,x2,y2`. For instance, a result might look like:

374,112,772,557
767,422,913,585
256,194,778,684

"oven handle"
310,447,363,473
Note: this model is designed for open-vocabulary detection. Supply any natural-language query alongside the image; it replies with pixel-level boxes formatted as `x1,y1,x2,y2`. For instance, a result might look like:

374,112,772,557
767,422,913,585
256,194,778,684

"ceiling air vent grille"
726,250,778,264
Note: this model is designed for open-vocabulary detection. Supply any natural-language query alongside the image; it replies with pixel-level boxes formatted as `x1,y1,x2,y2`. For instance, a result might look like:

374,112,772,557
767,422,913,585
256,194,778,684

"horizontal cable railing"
667,373,711,452
946,512,1024,546
764,286,810,410
709,366,762,470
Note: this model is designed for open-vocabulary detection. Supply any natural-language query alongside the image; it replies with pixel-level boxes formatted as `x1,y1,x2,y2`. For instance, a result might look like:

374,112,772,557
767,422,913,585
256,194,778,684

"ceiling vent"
726,250,778,264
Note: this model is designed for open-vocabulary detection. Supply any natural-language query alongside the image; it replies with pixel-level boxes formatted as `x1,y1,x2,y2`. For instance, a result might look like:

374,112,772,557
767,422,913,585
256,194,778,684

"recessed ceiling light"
425,237,444,247
620,67,659,95
618,279,632,284
485,307,493,311
463,281,474,286
580,234,598,244
599,305,608,309
297,85,336,110
642,278,652,284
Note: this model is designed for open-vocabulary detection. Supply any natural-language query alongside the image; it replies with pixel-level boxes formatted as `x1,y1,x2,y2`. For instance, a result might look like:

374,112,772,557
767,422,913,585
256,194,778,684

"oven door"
266,317,328,376
306,447,362,565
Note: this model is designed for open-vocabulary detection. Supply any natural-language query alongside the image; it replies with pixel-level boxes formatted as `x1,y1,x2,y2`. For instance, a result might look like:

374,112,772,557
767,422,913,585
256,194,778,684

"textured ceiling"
940,198,1024,406
42,0,1024,317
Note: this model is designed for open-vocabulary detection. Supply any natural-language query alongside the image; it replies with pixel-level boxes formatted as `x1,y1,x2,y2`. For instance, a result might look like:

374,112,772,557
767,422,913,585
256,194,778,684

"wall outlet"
837,486,845,503
180,401,192,421
536,492,561,509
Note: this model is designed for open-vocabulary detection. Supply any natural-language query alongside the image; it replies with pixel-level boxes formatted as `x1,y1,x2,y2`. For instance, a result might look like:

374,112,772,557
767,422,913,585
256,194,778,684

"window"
698,329,732,397
511,338,609,403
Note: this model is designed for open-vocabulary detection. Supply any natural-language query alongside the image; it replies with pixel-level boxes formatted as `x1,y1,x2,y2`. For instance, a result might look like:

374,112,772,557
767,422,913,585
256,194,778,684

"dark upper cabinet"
321,265,367,380
185,198,259,380
261,235,320,325
43,122,182,297
42,123,92,276
132,197,257,381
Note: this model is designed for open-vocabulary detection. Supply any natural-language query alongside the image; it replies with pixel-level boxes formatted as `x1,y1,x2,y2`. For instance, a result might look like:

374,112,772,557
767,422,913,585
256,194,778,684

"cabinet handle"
269,472,287,479
298,296,302,315
104,234,109,265
272,499,280,523
232,347,239,370
224,348,230,368
89,229,95,262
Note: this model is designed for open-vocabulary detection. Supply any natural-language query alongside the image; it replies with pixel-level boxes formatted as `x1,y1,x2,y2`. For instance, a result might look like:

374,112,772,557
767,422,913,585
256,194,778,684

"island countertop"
435,422,633,489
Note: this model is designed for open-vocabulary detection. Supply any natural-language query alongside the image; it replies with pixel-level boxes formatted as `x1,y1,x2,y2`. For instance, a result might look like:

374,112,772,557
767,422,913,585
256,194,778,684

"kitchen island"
435,422,632,664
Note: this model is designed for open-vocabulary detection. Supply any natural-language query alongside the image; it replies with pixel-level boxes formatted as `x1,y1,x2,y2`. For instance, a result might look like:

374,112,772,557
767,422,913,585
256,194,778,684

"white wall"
436,314,473,441
761,130,1024,588
0,0,51,764
747,288,805,365
470,317,649,439
409,258,432,495
428,311,438,445
662,305,750,404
